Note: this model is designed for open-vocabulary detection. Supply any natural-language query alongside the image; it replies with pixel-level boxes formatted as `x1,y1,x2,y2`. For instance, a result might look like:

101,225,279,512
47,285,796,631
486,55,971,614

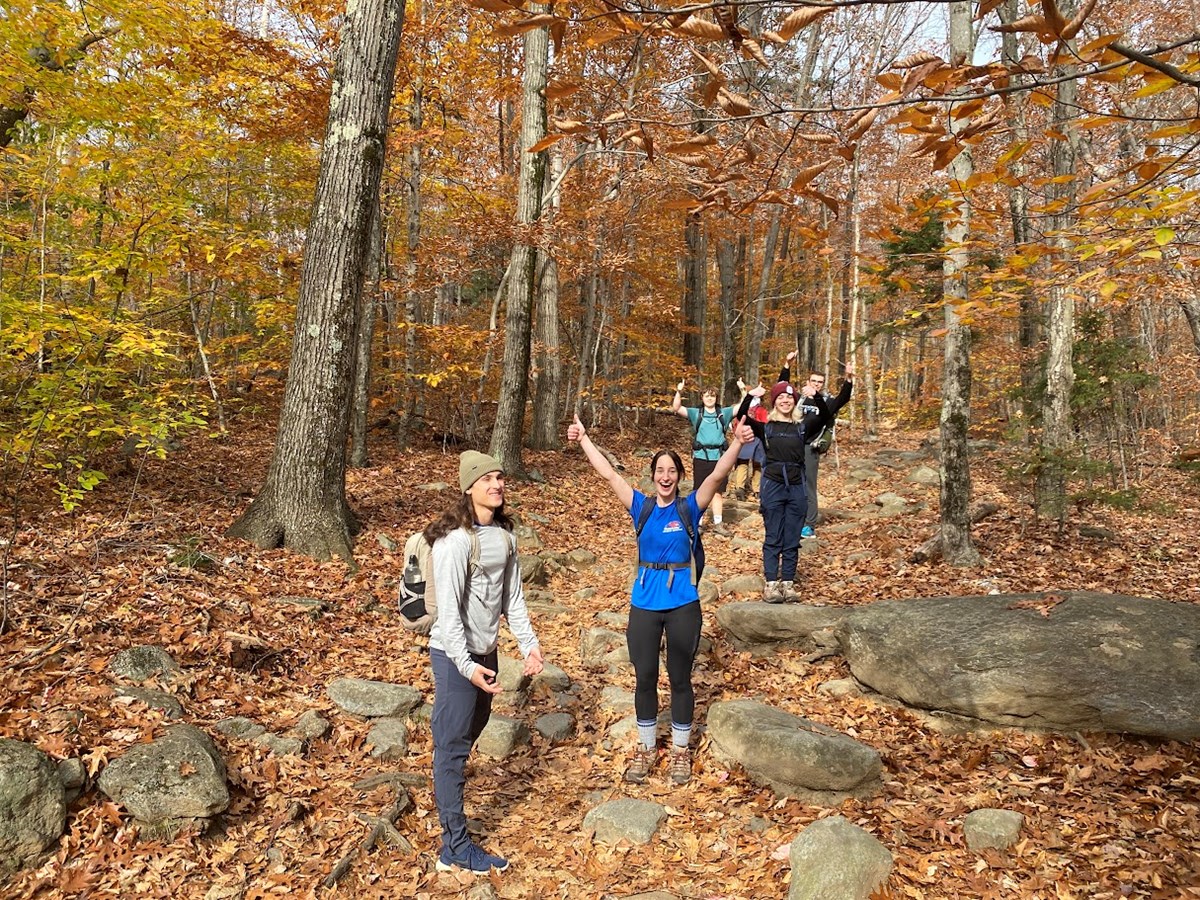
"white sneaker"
764,581,783,603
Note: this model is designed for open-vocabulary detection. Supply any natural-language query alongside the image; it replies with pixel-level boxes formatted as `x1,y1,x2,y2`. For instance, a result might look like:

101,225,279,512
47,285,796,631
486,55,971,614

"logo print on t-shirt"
663,519,683,533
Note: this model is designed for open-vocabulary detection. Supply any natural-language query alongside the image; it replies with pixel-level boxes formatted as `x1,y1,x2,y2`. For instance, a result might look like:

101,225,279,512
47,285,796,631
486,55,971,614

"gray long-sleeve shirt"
428,524,539,680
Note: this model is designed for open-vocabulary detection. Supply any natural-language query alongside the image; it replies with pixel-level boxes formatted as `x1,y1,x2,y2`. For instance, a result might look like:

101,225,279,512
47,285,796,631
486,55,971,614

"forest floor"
2,407,1199,900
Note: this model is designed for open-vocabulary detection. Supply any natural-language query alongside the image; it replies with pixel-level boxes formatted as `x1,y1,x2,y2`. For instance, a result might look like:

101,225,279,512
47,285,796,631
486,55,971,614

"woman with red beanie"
734,354,829,602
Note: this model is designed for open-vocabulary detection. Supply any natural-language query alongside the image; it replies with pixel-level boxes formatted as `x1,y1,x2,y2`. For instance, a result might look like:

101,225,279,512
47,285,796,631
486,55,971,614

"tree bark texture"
683,211,707,375
350,204,383,468
227,0,404,561
490,9,548,473
938,0,982,567
529,141,563,450
1036,8,1079,522
397,72,424,450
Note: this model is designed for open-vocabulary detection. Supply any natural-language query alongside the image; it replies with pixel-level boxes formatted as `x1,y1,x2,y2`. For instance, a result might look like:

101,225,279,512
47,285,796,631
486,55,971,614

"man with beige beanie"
423,450,543,875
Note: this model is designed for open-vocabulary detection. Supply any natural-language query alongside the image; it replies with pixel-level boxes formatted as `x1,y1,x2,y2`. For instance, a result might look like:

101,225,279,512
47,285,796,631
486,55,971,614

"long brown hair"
424,493,513,545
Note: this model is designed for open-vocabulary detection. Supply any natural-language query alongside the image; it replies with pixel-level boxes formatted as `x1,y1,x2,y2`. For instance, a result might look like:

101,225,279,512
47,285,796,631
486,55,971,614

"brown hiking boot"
624,746,658,784
669,748,692,784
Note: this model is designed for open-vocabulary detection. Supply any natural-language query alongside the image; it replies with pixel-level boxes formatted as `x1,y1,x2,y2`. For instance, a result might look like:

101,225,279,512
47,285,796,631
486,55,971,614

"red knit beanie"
769,381,796,406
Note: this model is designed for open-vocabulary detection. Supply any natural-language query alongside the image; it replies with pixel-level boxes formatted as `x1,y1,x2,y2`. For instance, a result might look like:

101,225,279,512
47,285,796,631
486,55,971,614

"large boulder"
838,592,1200,740
707,700,882,802
98,725,229,826
326,677,421,718
715,603,848,654
0,739,66,870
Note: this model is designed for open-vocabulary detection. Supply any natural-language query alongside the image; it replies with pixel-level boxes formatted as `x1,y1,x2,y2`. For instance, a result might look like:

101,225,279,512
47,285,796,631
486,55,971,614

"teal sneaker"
801,526,815,538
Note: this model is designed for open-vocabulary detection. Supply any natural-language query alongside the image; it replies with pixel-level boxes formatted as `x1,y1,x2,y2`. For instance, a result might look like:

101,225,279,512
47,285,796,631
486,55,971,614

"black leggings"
626,601,702,727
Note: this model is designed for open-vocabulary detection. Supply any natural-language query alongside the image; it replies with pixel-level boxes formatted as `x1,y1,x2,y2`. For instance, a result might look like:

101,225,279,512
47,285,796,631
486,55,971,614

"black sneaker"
436,843,509,874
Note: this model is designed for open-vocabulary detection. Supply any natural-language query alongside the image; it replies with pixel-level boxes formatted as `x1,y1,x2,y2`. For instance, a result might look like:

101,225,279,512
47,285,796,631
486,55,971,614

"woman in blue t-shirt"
567,413,751,786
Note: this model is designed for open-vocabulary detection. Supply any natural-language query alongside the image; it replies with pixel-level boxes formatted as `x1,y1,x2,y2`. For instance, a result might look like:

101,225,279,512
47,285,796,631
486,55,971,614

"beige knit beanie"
459,450,503,493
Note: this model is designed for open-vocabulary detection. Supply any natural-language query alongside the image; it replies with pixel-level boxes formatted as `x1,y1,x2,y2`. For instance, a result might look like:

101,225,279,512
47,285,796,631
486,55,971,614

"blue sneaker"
801,526,815,538
436,843,509,874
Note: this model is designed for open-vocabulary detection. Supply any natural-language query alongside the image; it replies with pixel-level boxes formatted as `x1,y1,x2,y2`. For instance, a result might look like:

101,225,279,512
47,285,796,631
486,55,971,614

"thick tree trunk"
489,9,548,473
397,73,424,450
226,0,404,562
716,235,742,402
747,212,780,382
1182,294,1200,356
938,0,982,567
1036,8,1079,522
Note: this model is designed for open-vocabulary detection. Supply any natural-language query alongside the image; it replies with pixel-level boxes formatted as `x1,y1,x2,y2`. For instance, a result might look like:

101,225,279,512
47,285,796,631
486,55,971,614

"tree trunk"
1000,0,1039,430
1182,294,1200,356
489,9,549,473
529,141,563,450
349,204,382,468
1036,6,1079,522
226,0,404,562
683,210,707,374
938,0,982,567
747,211,780,382
397,70,424,450
716,234,742,402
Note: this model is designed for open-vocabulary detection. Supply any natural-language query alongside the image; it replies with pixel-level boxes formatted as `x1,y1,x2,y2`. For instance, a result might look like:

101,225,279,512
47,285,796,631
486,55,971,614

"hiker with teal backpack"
567,413,752,786
425,451,543,875
671,381,738,536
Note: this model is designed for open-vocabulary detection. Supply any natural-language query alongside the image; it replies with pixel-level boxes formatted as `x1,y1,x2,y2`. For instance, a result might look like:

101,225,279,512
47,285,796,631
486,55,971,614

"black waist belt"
637,560,693,590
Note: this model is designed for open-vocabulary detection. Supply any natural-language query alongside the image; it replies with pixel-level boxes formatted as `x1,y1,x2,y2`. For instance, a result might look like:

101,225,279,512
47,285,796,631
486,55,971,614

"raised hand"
676,379,685,393
567,413,586,442
733,417,754,443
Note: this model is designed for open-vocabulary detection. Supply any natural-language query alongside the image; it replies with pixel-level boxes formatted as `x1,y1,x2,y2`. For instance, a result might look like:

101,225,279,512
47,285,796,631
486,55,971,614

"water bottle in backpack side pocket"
399,554,427,620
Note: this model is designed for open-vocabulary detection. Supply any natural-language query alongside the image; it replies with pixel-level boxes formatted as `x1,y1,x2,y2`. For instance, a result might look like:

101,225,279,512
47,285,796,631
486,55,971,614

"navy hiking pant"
760,476,807,581
431,646,497,857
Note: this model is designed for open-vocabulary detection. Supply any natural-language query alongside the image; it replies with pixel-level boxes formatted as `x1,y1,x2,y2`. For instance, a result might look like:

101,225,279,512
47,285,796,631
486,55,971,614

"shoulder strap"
635,495,656,537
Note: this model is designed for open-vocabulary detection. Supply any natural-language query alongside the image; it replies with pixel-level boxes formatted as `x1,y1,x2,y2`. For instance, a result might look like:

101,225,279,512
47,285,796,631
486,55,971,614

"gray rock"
375,533,398,552
599,686,634,714
519,554,546,585
574,587,597,601
596,611,626,627
963,808,1024,851
908,465,941,486
366,718,409,761
57,757,86,803
215,717,267,740
838,592,1200,740
417,481,450,492
496,656,531,693
715,603,848,653
788,815,893,900
288,710,331,742
737,513,764,532
0,739,66,870
326,677,421,718
818,678,863,698
115,686,185,719
475,716,530,758
513,524,542,550
707,700,882,802
581,628,625,665
582,798,666,845
697,580,719,604
534,713,575,742
532,662,571,692
109,645,181,683
97,725,229,824
563,548,598,571
256,733,303,756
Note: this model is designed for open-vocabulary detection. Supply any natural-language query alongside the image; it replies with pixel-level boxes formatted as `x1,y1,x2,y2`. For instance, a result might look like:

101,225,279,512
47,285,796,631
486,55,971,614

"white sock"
637,720,657,751
671,722,691,750
713,515,722,524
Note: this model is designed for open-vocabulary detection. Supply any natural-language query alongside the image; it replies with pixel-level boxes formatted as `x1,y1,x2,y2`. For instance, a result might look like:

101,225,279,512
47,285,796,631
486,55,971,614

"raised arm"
567,414,635,510
670,380,691,419
779,349,796,385
695,418,754,509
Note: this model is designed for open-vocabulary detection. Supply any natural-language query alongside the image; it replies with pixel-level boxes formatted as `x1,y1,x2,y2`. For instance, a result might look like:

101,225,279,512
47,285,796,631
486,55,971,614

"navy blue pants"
760,476,807,581
431,646,496,857
626,601,702,728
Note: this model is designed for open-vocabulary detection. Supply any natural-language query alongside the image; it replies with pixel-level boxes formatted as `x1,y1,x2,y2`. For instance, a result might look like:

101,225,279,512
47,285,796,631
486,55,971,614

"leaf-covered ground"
3,413,1199,900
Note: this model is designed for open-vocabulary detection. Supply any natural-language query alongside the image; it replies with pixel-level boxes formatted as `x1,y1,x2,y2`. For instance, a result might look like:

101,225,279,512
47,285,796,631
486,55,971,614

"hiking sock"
637,719,657,751
671,722,691,750
713,515,723,525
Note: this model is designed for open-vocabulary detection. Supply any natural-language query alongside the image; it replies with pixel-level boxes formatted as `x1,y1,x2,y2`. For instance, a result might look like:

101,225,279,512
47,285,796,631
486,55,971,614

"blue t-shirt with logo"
628,491,703,611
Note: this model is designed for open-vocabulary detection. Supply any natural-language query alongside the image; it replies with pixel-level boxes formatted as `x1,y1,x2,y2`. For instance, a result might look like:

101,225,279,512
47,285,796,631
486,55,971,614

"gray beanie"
459,450,503,493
